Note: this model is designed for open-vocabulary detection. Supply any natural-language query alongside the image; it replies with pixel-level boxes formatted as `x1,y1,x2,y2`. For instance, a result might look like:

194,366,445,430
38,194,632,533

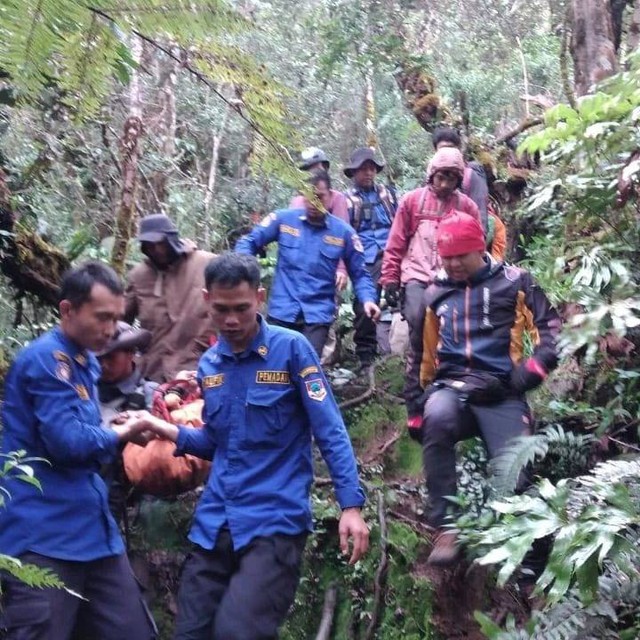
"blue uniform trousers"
173,529,307,640
0,552,156,640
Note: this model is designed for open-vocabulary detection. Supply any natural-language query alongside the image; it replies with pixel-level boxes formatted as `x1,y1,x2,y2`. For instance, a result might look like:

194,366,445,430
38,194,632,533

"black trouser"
174,529,307,640
422,389,532,528
353,254,383,365
0,552,156,640
267,316,330,358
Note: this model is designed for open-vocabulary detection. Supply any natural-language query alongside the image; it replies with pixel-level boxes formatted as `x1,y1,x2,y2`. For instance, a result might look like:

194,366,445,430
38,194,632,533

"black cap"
137,214,179,243
343,147,384,178
95,321,152,357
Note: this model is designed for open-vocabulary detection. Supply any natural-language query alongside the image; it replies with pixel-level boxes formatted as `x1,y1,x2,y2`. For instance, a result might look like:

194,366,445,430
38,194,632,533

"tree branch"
314,582,338,640
364,492,389,640
495,117,544,145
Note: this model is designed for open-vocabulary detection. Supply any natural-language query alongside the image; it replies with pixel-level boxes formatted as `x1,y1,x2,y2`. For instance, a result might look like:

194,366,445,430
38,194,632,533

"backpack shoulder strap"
346,189,363,230
462,166,473,195
377,184,396,222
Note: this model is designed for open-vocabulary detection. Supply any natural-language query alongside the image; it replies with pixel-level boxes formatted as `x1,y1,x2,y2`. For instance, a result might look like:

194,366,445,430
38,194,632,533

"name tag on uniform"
256,370,290,384
279,224,300,237
203,374,224,388
323,235,344,247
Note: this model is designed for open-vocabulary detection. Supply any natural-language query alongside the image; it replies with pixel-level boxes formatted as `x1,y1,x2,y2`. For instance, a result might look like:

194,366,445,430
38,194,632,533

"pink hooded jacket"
380,148,480,286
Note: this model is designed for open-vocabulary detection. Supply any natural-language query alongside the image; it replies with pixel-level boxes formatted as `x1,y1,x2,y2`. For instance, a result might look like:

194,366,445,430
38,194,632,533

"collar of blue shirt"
215,314,271,361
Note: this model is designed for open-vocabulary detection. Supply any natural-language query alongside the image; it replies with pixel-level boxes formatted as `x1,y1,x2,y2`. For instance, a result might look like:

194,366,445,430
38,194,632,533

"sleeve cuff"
335,486,366,510
173,425,189,457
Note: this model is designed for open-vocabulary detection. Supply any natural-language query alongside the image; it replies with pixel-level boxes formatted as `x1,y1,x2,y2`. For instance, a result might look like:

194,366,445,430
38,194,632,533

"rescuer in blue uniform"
0,261,156,640
235,169,380,356
128,253,369,640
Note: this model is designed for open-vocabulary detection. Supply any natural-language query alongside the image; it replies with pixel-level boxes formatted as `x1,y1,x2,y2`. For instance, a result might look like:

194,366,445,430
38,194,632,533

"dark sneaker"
427,530,462,567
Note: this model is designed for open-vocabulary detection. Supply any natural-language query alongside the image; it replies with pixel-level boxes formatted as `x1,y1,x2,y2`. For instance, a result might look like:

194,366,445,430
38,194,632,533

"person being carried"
0,261,156,640
235,170,380,357
343,147,398,368
379,147,480,410
405,213,561,567
127,252,370,640
125,213,215,382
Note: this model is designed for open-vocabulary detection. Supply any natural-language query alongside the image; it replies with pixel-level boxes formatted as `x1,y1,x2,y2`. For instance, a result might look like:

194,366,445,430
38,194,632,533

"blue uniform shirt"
175,317,366,551
346,185,397,264
0,327,123,561
235,209,377,324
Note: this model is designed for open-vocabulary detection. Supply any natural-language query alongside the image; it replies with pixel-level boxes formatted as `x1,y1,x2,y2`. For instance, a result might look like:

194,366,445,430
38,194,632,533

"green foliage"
0,450,47,508
468,458,640,607
0,554,65,589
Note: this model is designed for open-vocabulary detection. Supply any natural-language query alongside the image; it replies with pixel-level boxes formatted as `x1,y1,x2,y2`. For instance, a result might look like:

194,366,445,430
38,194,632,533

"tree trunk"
200,100,231,248
629,0,640,53
364,65,378,148
111,37,144,276
571,0,619,95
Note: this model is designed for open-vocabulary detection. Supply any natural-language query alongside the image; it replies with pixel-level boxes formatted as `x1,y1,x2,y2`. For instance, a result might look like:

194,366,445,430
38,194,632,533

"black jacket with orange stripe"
406,256,561,416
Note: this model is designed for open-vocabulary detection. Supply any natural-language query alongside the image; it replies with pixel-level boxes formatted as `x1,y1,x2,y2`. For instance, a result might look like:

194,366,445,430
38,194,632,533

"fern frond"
489,433,549,498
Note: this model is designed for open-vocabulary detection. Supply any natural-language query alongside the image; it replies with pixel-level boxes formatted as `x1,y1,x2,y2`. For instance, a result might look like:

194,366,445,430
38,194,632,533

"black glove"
384,283,400,308
510,359,546,394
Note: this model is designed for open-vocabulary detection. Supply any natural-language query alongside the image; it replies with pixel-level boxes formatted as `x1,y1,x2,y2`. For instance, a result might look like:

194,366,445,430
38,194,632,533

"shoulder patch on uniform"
323,234,345,247
75,384,89,400
256,370,290,384
279,224,300,237
351,234,364,253
299,365,319,378
257,345,268,357
56,361,72,382
260,212,277,227
203,374,224,388
305,378,327,402
53,350,71,364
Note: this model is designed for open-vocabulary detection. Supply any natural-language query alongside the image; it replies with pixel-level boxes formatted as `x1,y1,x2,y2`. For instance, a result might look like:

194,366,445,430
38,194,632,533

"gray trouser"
0,552,156,640
401,280,429,403
422,389,532,528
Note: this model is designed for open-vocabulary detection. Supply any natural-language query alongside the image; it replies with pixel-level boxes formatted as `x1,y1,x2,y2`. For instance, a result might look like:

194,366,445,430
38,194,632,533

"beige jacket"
125,241,215,382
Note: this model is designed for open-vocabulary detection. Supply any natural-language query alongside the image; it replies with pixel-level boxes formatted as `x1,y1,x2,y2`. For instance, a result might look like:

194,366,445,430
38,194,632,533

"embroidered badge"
56,361,72,382
202,374,224,388
75,384,90,400
256,370,290,384
299,365,319,378
53,350,71,364
305,378,327,402
351,234,364,253
323,235,345,247
260,212,277,227
257,346,268,357
279,224,300,237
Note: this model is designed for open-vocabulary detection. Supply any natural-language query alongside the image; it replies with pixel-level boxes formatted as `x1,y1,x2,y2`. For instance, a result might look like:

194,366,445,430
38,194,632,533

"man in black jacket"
406,212,561,566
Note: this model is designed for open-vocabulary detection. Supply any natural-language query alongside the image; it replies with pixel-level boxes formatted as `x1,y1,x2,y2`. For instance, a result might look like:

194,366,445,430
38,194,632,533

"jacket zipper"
465,285,472,370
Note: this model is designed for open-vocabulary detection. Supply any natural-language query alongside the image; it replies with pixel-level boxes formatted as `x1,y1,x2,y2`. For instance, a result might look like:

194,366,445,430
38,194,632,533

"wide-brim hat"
137,213,179,243
95,321,152,357
344,147,384,178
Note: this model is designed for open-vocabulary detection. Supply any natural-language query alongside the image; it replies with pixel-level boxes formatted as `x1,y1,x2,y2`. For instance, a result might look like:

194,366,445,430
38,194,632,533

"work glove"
407,415,423,444
384,283,401,308
510,358,547,394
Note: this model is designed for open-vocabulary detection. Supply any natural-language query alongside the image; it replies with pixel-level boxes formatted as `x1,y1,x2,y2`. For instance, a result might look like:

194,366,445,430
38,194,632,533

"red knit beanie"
437,212,486,257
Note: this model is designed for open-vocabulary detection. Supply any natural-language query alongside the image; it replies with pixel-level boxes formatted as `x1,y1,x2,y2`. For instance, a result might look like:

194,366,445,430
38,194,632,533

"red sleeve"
380,191,415,285
330,191,350,224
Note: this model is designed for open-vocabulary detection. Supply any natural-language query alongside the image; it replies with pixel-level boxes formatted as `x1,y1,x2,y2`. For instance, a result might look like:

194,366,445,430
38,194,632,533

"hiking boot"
427,530,462,567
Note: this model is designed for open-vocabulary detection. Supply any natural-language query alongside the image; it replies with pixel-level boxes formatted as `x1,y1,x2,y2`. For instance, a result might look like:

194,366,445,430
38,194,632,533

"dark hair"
432,126,461,150
308,168,332,191
59,261,124,307
204,252,261,290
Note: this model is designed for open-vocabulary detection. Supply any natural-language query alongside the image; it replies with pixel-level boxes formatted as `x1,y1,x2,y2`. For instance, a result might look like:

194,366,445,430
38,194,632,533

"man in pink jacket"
380,147,480,413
